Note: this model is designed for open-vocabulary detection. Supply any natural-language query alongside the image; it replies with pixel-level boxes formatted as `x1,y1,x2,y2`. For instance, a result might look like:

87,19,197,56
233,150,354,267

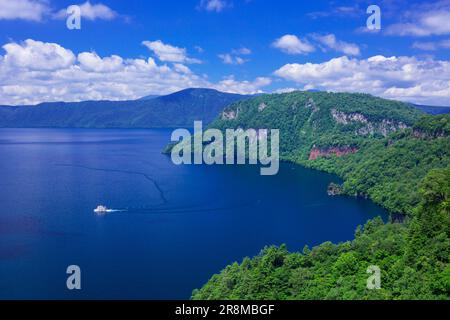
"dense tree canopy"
193,166,450,300
193,92,450,300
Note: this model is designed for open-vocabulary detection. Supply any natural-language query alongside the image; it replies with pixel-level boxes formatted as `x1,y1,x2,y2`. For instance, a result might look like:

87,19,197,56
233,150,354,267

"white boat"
94,205,109,214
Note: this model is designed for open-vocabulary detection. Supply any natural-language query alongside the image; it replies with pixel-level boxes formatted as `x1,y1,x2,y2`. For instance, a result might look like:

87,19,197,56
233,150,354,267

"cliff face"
221,109,238,120
207,90,424,164
331,109,408,137
200,92,450,217
412,114,450,138
309,146,359,160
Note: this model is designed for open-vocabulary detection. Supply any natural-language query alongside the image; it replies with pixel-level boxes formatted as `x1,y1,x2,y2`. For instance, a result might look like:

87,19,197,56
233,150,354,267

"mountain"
190,91,450,300
209,91,423,160
0,88,249,128
1,88,445,129
207,91,449,214
193,166,450,300
138,94,160,101
413,104,450,115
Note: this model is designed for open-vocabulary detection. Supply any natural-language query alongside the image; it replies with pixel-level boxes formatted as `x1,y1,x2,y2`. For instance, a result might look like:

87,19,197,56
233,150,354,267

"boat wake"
94,201,259,216
54,163,168,205
94,205,128,214
121,200,259,215
105,209,127,213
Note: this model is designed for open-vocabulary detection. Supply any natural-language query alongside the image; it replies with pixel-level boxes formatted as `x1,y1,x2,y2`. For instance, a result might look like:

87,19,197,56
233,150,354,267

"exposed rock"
379,119,407,137
327,183,343,196
331,109,368,125
331,109,408,137
305,98,318,112
413,130,427,139
309,146,358,160
356,123,375,136
413,129,449,139
222,108,238,120
258,103,268,112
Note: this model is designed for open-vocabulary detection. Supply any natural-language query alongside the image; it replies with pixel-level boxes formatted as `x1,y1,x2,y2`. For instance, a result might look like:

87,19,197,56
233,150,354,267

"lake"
0,128,388,299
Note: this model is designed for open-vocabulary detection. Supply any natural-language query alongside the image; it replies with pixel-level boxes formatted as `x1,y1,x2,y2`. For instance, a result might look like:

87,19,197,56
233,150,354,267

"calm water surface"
0,128,387,299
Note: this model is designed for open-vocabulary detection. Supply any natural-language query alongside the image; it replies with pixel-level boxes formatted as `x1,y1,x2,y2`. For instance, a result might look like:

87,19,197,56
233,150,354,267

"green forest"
192,91,450,300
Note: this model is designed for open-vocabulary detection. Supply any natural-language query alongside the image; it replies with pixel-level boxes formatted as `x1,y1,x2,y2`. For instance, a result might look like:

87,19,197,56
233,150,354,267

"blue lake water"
0,128,387,299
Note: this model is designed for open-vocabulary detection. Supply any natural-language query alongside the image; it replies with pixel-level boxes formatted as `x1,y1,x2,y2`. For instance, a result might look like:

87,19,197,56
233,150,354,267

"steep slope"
207,92,449,215
193,166,450,300
210,91,423,162
193,92,450,300
0,88,249,128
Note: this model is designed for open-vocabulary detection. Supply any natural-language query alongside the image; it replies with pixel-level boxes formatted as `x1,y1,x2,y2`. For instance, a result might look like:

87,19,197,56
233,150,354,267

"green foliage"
314,134,450,214
210,92,448,215
193,166,450,300
193,91,449,300
413,114,450,137
210,91,422,159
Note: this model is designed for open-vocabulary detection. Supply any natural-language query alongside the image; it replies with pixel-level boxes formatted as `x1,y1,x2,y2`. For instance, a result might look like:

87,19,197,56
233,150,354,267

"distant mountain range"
412,104,450,115
0,88,249,128
138,94,160,101
0,88,448,128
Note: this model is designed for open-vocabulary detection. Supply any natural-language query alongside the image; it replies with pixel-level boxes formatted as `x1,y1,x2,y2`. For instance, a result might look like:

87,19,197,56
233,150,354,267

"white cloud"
219,53,235,64
198,0,230,12
194,46,204,53
2,39,76,70
234,57,246,65
412,39,450,50
0,39,270,105
273,34,359,56
76,1,117,20
142,40,201,64
214,76,272,95
313,34,360,56
219,47,251,65
0,0,49,21
173,63,192,74
274,55,450,106
218,53,247,65
0,0,118,22
232,47,251,55
386,1,450,36
54,1,117,21
412,42,438,51
274,87,298,94
78,52,123,72
272,35,315,55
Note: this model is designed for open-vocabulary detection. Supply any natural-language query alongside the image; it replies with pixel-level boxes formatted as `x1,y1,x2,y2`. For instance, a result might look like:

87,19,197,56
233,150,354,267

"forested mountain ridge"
0,88,249,128
193,91,450,300
208,91,448,215
0,89,444,129
210,91,422,159
193,165,450,300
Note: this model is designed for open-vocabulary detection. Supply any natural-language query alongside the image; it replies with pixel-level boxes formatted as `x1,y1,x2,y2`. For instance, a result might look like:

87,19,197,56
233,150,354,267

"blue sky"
0,0,449,105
